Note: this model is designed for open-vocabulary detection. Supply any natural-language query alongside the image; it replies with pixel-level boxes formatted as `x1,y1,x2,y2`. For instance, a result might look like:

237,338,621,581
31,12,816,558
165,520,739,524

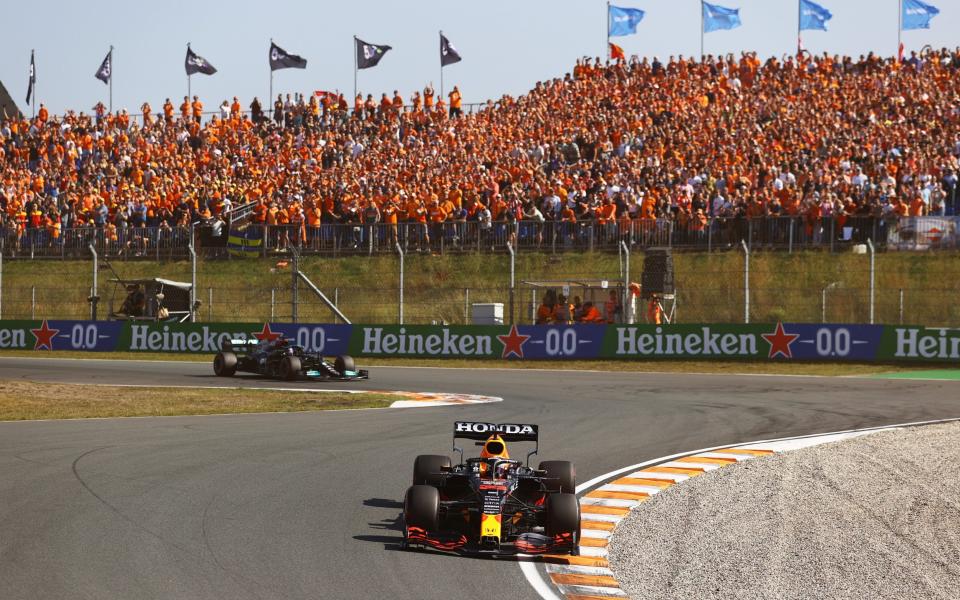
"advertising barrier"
0,320,958,363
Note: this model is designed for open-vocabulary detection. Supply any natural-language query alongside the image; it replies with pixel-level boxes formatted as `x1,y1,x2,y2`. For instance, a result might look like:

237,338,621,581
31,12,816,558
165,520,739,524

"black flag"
185,46,217,75
355,37,392,70
95,49,112,84
270,42,307,71
26,51,36,105
440,34,462,67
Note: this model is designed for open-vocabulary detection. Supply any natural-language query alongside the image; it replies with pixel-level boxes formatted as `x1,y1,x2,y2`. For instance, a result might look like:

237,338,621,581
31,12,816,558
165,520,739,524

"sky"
1,0,958,116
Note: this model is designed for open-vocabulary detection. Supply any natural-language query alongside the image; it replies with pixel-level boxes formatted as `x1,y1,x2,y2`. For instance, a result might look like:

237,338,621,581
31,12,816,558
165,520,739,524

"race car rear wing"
452,421,539,465
222,338,266,352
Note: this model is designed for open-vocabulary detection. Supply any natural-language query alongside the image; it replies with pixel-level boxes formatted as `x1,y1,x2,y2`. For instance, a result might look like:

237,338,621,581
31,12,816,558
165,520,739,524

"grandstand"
1,50,959,259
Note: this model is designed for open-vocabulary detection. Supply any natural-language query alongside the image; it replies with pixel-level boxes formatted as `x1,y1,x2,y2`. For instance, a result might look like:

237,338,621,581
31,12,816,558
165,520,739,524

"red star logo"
253,322,282,342
31,319,60,351
497,324,531,359
762,322,800,359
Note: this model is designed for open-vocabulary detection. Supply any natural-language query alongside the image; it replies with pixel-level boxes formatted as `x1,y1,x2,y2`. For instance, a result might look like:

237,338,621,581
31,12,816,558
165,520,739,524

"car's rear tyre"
335,354,356,374
546,492,580,539
540,460,576,493
404,484,439,532
213,351,237,377
279,355,301,380
413,454,451,486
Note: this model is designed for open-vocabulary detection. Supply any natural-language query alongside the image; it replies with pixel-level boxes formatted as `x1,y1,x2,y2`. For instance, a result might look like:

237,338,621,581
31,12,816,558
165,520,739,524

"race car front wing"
404,526,575,556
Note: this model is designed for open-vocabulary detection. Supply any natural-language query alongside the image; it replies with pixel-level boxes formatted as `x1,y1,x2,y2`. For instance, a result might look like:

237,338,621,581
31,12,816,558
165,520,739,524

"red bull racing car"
402,421,580,556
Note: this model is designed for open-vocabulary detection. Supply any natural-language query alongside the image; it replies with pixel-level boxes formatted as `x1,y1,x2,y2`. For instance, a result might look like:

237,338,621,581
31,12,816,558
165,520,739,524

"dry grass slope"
3,250,959,325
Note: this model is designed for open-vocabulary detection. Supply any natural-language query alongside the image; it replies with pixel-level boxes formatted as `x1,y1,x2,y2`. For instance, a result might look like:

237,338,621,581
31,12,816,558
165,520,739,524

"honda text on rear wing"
453,421,539,465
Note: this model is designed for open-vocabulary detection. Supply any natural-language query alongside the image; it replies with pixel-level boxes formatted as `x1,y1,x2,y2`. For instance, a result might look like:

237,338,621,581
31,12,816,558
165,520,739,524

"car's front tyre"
546,492,580,553
404,484,440,532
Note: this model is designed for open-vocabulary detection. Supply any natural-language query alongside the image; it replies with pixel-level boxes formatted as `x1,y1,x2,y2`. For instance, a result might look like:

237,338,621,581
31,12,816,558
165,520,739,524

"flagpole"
897,0,902,60
187,43,192,104
606,2,611,61
700,1,705,59
31,49,36,120
109,45,113,114
797,0,802,56
269,38,274,118
353,36,358,108
439,31,444,101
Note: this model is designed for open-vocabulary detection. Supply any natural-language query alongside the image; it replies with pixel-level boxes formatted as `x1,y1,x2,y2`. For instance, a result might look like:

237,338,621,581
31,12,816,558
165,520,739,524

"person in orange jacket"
580,301,604,323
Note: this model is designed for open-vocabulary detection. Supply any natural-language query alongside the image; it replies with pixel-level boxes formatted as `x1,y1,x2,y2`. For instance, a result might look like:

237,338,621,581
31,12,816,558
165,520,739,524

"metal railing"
2,216,955,260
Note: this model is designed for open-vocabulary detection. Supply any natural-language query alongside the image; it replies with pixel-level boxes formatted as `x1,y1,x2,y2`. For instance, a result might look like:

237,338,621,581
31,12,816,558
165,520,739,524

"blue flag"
902,0,939,30
799,0,832,31
609,5,645,37
702,2,741,33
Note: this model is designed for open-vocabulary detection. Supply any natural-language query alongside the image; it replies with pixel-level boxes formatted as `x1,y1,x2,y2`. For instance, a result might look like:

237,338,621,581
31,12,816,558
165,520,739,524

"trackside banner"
0,320,958,363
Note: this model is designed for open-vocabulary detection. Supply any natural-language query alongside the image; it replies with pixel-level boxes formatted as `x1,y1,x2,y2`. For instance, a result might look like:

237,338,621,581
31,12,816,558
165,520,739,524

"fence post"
899,288,904,325
270,288,275,321
741,239,750,324
208,287,213,322
188,227,197,323
88,243,99,320
621,241,630,324
866,238,875,324
822,288,826,323
788,217,794,254
395,242,404,325
334,288,339,324
507,241,516,325
31,286,36,320
707,217,713,253
291,249,299,323
464,288,469,324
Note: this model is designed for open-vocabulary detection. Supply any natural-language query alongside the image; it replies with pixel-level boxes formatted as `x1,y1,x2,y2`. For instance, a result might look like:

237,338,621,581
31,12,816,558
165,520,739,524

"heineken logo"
0,326,28,349
616,326,758,357
130,325,252,352
894,328,960,360
362,327,492,356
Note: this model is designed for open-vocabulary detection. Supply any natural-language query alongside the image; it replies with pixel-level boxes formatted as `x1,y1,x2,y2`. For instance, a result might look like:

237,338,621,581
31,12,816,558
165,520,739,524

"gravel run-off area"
609,422,960,600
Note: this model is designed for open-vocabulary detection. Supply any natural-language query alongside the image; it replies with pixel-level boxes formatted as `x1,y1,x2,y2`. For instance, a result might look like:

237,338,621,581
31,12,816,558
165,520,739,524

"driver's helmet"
479,435,510,477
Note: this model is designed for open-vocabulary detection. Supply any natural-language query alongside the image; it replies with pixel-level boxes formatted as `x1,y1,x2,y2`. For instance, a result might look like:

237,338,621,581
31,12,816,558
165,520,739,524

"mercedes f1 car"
402,421,580,556
213,338,369,381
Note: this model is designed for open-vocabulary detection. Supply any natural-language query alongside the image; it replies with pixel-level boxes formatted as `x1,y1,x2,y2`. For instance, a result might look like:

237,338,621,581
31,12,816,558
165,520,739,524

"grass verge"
0,380,397,421
0,349,951,377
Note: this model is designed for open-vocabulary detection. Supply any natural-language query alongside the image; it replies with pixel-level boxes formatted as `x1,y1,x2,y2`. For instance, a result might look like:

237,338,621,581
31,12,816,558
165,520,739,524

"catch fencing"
4,216,954,260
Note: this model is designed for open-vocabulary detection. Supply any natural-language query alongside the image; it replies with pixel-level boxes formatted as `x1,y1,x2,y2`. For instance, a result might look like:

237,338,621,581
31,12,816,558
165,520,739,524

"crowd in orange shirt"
2,48,959,253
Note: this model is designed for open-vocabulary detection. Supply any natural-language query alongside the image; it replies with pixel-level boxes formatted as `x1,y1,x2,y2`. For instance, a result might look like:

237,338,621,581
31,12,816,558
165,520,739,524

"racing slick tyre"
539,460,576,493
279,355,301,381
545,492,581,543
213,351,237,377
334,354,355,374
404,484,440,532
413,455,451,487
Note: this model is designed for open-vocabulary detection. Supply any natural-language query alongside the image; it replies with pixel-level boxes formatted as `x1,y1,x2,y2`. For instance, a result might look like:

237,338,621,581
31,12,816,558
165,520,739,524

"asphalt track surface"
2,357,959,600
